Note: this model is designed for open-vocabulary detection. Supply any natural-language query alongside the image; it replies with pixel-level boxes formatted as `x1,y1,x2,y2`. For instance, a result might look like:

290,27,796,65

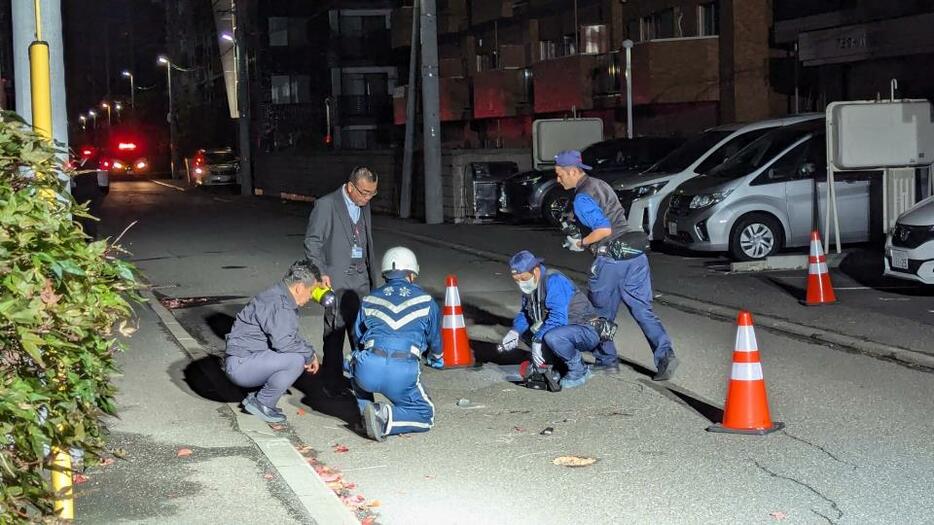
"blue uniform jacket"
226,282,315,364
354,278,443,359
511,266,576,343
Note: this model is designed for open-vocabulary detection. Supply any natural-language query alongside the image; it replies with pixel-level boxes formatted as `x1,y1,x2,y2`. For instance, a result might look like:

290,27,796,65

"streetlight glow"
221,33,235,42
158,56,169,65
122,70,132,78
88,110,97,117
101,102,109,109
115,103,123,111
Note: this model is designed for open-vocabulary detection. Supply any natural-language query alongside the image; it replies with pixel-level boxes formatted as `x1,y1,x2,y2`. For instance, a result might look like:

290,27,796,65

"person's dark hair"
348,166,378,185
283,259,321,286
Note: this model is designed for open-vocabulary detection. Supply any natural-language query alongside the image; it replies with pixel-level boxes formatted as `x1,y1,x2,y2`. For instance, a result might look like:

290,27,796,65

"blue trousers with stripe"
351,350,434,435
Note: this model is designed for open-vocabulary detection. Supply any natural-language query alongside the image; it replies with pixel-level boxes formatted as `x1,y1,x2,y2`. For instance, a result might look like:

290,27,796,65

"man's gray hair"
348,166,378,185
283,259,321,286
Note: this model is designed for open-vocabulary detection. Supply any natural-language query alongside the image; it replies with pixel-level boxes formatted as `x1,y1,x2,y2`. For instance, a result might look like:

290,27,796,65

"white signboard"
827,100,934,169
532,118,604,170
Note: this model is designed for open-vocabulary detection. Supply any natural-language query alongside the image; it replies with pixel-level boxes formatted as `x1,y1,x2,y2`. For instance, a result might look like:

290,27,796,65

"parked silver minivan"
663,119,872,260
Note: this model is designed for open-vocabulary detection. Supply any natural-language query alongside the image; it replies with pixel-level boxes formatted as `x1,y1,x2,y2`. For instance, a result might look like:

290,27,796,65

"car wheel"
729,213,783,261
541,189,571,226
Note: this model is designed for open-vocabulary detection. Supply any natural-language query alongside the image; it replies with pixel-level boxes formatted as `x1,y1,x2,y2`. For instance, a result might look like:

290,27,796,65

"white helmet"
381,246,419,276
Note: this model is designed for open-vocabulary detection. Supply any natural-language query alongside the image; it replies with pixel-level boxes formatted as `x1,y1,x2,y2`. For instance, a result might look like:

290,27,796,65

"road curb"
150,180,187,192
141,290,360,525
386,228,934,372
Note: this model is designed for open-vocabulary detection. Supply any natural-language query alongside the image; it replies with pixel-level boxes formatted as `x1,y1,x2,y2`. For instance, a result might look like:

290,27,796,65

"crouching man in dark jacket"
225,260,321,423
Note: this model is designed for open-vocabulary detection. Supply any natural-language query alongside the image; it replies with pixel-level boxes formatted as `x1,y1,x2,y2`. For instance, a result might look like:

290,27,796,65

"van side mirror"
799,162,817,176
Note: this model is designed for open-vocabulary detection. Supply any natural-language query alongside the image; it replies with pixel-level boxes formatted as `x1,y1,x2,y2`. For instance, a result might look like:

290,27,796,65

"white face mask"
517,277,538,295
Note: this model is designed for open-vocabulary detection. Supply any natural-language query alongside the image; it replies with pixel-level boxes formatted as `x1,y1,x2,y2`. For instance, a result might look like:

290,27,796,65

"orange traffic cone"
805,230,836,306
707,311,783,435
441,275,475,368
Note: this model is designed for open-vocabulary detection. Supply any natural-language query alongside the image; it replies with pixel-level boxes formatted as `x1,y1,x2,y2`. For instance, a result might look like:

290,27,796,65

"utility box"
532,118,604,170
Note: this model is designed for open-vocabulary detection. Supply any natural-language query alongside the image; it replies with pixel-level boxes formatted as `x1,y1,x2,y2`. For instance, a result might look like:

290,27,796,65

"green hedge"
0,111,139,523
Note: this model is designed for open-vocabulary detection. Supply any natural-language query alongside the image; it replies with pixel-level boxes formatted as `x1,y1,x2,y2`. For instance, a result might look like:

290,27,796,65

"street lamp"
101,101,112,127
158,55,177,179
115,102,123,121
88,109,97,129
78,115,87,130
220,32,234,43
121,70,135,110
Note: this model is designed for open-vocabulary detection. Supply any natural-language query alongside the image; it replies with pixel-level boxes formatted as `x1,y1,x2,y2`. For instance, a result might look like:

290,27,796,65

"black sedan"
498,136,684,225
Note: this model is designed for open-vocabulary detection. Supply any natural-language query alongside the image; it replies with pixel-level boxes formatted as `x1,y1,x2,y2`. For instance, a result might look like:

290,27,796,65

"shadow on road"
206,312,236,340
839,248,934,296
179,355,245,403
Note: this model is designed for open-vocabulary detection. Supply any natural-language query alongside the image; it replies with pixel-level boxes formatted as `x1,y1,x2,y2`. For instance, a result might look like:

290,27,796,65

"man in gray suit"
304,167,379,396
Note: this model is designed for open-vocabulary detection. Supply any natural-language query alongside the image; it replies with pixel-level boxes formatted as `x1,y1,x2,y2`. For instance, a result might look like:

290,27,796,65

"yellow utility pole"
29,0,75,520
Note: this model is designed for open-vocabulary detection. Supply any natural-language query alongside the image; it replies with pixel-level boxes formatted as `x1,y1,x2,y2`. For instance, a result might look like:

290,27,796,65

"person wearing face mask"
350,247,443,442
500,250,604,389
224,260,322,424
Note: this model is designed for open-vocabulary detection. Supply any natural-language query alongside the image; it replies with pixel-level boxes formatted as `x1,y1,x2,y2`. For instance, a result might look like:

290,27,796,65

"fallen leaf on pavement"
319,472,341,483
366,500,381,508
333,444,349,453
296,408,306,416
73,473,89,484
111,447,129,459
513,426,525,432
176,448,193,457
361,517,376,525
117,319,138,337
326,481,343,491
343,482,356,490
552,455,597,467
269,423,287,431
424,475,435,480
263,472,275,481
769,511,788,521
296,444,314,455
99,457,115,467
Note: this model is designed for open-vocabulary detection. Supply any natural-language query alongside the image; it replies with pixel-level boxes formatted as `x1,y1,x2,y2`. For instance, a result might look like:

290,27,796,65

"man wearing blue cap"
553,149,679,381
499,250,603,389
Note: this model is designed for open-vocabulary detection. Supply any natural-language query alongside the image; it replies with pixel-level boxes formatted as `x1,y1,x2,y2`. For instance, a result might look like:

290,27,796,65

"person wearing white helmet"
350,246,443,441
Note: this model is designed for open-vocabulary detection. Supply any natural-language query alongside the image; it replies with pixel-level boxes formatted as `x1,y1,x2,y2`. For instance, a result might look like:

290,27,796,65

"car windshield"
707,127,814,179
204,151,236,163
645,131,731,173
583,138,681,170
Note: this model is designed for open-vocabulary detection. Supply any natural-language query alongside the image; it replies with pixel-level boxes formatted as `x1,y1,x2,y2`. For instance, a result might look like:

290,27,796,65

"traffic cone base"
441,274,475,368
706,311,782,436
805,231,836,306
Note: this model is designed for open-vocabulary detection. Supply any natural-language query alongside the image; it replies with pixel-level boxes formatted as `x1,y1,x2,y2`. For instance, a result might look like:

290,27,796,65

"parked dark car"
498,136,684,225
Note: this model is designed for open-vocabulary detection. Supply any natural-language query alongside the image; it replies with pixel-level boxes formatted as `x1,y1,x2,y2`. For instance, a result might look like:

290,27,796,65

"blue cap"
554,150,592,170
509,250,544,274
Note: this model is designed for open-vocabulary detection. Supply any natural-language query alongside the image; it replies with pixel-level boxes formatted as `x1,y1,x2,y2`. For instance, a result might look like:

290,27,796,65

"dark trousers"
588,254,673,368
322,274,370,386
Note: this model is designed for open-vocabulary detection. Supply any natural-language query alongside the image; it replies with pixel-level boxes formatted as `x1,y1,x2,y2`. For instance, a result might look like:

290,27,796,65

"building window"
269,17,310,47
641,9,674,40
270,75,311,104
626,18,640,42
698,2,719,36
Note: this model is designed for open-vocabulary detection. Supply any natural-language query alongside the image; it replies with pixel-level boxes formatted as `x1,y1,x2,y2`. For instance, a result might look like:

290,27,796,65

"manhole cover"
552,456,597,468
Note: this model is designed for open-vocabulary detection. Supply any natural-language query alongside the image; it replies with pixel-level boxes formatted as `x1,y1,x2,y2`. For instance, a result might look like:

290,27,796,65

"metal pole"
167,64,176,179
129,73,135,110
234,0,253,195
420,0,443,224
400,2,419,219
623,39,633,139
793,42,799,114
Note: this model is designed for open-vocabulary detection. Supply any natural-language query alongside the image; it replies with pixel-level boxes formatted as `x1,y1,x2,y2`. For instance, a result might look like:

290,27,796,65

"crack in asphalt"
780,429,857,468
752,459,844,525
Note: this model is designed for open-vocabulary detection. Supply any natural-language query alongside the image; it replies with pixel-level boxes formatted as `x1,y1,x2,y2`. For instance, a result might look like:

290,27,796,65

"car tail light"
101,160,111,169
136,161,147,170
81,149,93,156
194,167,204,175
113,161,125,169
117,142,137,151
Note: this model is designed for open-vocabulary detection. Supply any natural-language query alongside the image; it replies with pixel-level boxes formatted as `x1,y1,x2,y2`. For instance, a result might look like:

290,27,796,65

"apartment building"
391,0,783,148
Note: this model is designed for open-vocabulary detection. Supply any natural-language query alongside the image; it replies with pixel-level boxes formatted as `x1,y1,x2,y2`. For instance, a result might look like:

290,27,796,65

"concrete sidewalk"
73,299,314,524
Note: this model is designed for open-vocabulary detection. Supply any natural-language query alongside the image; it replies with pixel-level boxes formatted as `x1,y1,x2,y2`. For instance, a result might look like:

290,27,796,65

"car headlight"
689,190,733,209
630,182,668,198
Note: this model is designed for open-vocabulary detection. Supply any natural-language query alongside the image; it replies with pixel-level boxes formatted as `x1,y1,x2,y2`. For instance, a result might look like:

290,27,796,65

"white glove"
531,341,545,368
499,330,520,352
563,235,585,252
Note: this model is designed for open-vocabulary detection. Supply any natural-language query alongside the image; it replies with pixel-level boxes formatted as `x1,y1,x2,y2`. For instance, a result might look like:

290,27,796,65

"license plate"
668,222,678,236
891,249,909,270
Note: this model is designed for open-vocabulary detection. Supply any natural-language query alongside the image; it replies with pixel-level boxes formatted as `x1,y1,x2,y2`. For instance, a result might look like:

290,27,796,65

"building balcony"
473,69,532,119
340,95,392,122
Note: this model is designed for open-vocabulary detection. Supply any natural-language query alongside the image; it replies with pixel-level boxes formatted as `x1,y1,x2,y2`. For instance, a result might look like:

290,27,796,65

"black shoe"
592,362,621,375
653,354,679,381
243,394,287,423
362,403,388,442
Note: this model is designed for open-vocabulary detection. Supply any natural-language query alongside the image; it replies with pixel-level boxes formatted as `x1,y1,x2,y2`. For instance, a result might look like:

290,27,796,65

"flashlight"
311,285,336,309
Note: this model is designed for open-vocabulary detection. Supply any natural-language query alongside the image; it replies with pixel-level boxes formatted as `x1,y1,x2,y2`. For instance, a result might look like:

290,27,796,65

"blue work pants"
540,325,600,380
351,350,434,435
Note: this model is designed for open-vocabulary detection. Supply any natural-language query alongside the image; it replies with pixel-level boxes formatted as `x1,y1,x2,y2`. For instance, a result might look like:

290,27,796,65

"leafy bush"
0,111,139,522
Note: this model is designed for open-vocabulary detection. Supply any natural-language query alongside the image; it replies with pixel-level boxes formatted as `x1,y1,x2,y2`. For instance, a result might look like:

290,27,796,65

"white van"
618,114,823,240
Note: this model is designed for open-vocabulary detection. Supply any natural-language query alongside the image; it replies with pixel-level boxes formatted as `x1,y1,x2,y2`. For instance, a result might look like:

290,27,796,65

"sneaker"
591,362,620,375
243,394,287,423
559,368,594,389
362,402,388,442
653,354,679,381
